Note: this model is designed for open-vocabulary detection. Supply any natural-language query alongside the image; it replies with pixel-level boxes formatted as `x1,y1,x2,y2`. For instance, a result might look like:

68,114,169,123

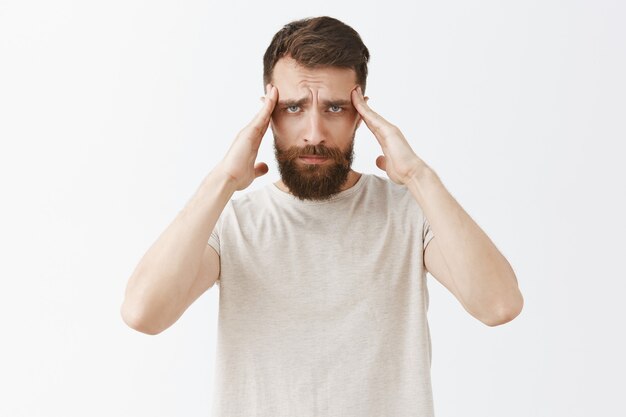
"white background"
1,1,624,416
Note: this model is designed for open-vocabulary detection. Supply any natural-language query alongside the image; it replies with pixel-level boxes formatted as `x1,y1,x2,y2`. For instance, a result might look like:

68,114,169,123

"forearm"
406,165,522,319
121,168,236,332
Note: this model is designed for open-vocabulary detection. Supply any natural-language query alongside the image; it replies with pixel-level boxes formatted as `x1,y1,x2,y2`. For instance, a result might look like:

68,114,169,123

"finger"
254,162,269,178
259,83,272,102
375,155,386,171
351,86,392,138
247,84,278,142
254,84,277,123
351,86,387,128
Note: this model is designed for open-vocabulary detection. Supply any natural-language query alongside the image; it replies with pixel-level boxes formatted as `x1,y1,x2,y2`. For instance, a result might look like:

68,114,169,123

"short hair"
263,16,370,92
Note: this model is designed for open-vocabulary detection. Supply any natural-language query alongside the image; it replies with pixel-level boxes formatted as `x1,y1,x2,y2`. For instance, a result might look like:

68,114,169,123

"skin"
265,56,368,193
265,57,523,325
350,84,524,326
262,57,523,326
122,54,523,335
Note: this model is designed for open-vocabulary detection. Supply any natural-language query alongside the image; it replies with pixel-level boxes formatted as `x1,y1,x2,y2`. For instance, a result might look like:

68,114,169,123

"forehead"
271,56,357,98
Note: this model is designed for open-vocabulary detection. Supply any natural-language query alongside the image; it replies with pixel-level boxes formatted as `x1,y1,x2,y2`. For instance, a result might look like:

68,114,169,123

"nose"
303,109,325,145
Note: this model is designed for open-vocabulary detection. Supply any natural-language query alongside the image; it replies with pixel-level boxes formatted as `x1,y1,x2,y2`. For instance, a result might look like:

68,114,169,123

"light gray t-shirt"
208,173,435,417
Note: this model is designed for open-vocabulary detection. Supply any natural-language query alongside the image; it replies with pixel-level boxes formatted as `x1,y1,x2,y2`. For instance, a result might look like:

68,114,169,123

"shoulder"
230,184,273,210
223,184,278,227
364,174,422,212
366,173,414,195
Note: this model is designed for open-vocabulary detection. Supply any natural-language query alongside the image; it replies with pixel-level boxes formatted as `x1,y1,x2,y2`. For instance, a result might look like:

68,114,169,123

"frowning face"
269,56,365,201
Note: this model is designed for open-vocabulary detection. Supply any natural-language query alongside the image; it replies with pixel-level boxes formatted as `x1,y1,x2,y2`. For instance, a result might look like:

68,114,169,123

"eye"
329,105,343,113
285,105,300,113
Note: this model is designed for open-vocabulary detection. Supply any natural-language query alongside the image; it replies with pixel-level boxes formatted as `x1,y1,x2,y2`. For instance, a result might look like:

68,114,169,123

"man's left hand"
351,86,429,185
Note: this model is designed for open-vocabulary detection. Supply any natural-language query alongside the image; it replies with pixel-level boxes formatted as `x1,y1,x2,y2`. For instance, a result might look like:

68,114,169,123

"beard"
273,131,356,201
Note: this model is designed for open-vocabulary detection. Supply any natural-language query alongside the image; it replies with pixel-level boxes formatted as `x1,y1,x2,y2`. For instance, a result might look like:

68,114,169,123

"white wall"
1,1,624,416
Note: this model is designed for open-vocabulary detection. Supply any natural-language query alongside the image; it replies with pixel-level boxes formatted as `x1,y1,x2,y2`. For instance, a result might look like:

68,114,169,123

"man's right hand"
214,83,278,191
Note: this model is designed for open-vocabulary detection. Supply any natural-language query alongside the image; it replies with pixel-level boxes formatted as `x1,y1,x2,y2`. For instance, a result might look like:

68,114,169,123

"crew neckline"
268,173,369,205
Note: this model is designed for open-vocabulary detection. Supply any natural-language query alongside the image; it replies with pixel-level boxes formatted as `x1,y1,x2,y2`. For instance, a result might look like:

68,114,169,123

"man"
121,16,523,417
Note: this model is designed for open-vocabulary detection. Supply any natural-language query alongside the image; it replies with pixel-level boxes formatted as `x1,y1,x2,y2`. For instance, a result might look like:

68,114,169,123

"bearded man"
122,15,523,417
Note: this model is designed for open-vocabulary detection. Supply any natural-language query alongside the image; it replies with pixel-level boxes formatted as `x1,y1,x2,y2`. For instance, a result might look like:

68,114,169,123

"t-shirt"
207,173,436,417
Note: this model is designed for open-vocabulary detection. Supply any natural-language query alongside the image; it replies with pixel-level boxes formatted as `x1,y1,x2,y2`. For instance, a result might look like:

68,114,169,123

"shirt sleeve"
208,201,231,285
423,214,435,250
208,225,220,256
208,200,231,256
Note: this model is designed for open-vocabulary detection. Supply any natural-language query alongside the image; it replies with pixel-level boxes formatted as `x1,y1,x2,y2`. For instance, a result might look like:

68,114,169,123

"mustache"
275,144,347,163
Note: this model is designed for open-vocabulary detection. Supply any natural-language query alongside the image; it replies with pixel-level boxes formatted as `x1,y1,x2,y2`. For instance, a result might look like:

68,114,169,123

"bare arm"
411,168,523,326
121,84,279,335
350,86,523,326
120,170,236,335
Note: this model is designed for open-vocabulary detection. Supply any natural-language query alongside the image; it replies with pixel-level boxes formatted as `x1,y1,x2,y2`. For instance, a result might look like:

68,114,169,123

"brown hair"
263,16,370,92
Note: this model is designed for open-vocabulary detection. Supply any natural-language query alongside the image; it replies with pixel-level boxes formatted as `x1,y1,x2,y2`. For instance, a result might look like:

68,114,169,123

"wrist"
406,161,435,184
212,169,239,194
405,164,438,202
209,164,241,192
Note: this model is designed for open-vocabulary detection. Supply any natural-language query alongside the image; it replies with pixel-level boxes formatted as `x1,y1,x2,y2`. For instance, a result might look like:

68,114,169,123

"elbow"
120,302,164,336
482,291,524,327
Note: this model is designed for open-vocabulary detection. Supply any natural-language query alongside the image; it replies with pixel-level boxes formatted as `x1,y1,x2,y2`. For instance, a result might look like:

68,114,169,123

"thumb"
254,162,269,178
375,155,386,171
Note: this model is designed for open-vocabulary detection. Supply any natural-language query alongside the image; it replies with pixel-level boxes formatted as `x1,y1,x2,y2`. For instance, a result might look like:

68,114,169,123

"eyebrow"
277,97,352,107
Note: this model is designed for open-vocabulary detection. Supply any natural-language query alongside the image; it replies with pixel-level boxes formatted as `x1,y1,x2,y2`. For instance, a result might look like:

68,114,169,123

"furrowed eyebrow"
323,99,351,107
278,97,352,107
278,97,310,107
